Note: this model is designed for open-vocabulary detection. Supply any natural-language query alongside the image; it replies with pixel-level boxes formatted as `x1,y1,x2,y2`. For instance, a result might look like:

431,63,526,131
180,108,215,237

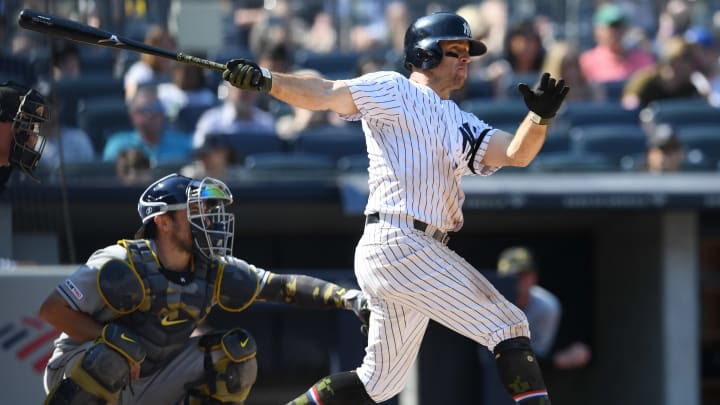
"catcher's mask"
0,81,49,181
136,173,235,259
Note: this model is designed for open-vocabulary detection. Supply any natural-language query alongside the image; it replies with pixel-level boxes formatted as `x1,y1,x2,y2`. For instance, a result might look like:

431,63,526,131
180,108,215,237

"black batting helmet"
403,12,487,70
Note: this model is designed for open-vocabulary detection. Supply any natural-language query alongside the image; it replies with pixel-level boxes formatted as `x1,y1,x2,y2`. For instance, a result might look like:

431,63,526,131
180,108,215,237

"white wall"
0,267,74,404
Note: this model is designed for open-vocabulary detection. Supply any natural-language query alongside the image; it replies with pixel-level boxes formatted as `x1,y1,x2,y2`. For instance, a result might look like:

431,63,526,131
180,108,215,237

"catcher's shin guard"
287,371,374,405
494,337,551,404
186,328,258,404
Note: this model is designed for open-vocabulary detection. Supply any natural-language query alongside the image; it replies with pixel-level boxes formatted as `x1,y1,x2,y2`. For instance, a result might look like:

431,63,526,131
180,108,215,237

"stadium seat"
337,154,369,172
173,103,218,133
56,75,125,127
460,99,528,129
293,50,361,79
245,152,336,172
217,131,288,161
569,123,647,165
77,97,132,154
600,80,627,101
675,124,720,168
59,161,118,180
294,125,366,160
528,151,615,172
559,101,639,127
640,98,720,127
541,129,571,153
459,77,495,99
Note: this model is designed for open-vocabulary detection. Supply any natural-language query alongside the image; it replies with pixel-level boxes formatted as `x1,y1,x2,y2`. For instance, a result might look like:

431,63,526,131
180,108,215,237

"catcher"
39,173,369,405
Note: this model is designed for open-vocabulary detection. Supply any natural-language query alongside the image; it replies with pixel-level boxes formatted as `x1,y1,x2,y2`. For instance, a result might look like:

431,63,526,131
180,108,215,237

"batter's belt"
365,212,450,245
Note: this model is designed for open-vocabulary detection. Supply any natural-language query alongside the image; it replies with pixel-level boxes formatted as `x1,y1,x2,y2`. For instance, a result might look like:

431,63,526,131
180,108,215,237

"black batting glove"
517,72,570,119
223,58,273,92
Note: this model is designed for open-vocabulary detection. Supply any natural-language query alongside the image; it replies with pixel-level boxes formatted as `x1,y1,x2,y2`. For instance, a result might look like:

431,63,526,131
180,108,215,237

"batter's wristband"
528,111,552,125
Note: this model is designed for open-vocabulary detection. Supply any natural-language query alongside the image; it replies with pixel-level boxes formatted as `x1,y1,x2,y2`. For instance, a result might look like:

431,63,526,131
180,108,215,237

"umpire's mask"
0,81,49,181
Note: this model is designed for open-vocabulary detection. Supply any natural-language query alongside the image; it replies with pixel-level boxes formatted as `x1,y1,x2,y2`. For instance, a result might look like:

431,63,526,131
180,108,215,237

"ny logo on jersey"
459,122,491,168
459,122,478,155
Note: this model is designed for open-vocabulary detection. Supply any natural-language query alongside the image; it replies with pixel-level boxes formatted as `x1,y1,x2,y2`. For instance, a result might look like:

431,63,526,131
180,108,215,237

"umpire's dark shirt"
0,166,10,195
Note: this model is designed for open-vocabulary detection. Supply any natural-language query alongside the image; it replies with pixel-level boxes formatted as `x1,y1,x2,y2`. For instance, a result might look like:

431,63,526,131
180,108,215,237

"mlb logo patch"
65,279,84,300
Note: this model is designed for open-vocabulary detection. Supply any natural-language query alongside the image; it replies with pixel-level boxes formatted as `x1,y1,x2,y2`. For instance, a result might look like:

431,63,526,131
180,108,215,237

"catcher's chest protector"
114,239,219,374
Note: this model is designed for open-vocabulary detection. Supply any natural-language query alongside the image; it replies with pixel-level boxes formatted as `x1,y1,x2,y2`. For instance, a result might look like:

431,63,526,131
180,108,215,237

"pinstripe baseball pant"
354,214,530,402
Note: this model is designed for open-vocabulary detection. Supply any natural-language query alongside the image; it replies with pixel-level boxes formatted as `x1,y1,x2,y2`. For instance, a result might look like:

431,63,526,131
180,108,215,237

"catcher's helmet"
0,81,48,180
136,173,235,259
403,12,487,70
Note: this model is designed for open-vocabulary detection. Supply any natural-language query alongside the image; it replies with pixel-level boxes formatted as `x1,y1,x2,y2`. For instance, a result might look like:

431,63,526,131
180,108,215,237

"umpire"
0,81,49,193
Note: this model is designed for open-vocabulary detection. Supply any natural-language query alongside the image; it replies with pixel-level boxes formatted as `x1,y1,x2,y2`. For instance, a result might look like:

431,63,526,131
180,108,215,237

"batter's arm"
269,72,360,116
482,119,548,167
38,290,103,342
222,59,359,115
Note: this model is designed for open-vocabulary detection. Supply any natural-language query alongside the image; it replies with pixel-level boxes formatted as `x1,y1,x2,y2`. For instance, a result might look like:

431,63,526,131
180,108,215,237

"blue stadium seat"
559,101,639,127
218,131,288,161
60,161,118,180
676,124,720,168
244,152,336,171
294,125,366,160
173,103,218,133
460,99,528,129
56,75,125,127
293,50,361,79
459,77,495,99
77,97,132,154
337,154,369,172
600,80,627,101
528,151,615,172
569,123,647,165
640,98,720,127
541,129,571,153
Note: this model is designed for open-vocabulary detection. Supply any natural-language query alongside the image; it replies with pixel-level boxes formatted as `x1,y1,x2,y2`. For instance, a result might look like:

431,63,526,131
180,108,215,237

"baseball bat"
17,9,226,72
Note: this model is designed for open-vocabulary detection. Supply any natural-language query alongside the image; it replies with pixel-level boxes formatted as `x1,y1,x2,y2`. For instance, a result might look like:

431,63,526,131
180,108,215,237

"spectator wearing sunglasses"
103,84,192,165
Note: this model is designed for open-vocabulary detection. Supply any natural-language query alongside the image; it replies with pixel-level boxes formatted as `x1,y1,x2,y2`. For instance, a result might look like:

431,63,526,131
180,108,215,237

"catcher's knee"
44,379,105,405
45,324,145,405
188,328,258,404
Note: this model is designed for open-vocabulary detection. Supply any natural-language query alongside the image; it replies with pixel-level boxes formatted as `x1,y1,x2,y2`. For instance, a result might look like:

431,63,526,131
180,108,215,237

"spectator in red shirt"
579,3,655,83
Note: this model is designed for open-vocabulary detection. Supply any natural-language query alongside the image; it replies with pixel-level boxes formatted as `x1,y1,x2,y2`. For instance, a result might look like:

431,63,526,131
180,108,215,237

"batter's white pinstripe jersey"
339,71,529,402
341,71,499,232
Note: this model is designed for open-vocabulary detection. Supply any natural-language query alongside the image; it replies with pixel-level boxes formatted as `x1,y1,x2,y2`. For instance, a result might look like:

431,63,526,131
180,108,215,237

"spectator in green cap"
580,3,655,83
494,246,592,368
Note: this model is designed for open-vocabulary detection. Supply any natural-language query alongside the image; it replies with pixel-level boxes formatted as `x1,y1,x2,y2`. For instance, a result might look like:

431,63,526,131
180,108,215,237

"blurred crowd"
3,0,720,185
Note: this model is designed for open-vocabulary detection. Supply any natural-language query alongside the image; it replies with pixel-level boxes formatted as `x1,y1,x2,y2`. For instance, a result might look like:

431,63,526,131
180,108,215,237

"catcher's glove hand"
223,58,273,92
342,289,370,335
517,72,570,122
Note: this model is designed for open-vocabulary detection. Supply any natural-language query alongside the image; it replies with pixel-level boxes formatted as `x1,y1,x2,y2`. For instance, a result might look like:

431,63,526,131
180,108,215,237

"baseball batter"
224,12,568,405
38,173,369,405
